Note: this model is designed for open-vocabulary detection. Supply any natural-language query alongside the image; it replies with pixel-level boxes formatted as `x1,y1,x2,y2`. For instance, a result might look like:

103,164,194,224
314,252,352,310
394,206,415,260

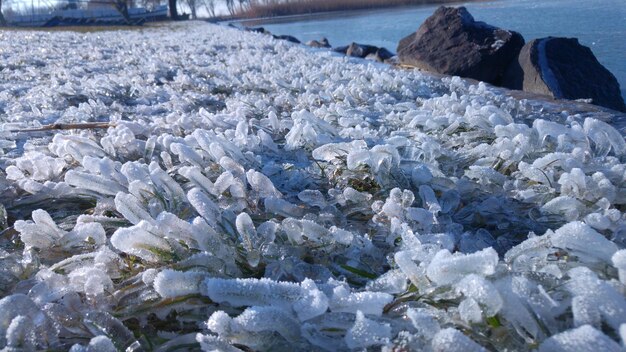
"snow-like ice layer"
432,328,486,352
0,22,624,351
426,248,499,285
344,311,391,349
69,335,117,352
202,277,328,321
538,325,622,352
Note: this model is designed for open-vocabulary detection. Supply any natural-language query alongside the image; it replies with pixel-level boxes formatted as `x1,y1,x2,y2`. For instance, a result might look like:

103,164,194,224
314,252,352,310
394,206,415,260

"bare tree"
202,0,216,17
115,0,132,23
237,0,247,12
185,0,196,18
225,0,235,15
169,0,179,19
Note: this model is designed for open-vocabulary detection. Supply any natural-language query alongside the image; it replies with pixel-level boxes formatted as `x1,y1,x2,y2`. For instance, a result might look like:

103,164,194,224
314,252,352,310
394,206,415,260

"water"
250,0,626,100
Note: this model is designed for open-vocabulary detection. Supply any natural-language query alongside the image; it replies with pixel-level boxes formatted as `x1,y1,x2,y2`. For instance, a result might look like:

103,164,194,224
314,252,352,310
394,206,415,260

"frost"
179,166,216,196
264,197,304,218
583,118,626,157
329,285,393,316
68,267,113,296
431,328,486,352
153,269,205,298
110,221,171,262
459,298,483,324
187,188,221,227
196,334,242,352
298,189,327,208
344,311,391,349
201,278,328,321
566,267,626,331
65,170,126,196
1,22,625,352
207,307,300,343
426,248,499,286
538,325,622,352
15,210,105,251
551,221,618,263
6,152,66,182
406,308,440,337
455,274,503,319
612,250,626,284
69,336,117,352
49,135,105,161
246,170,282,198
6,315,35,350
0,294,56,348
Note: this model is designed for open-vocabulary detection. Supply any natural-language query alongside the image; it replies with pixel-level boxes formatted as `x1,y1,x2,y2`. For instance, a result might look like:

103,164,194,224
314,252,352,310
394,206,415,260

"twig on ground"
13,122,115,132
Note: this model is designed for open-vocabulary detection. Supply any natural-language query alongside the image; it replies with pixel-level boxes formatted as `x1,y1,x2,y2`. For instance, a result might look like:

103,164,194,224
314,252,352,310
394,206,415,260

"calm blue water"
252,0,626,100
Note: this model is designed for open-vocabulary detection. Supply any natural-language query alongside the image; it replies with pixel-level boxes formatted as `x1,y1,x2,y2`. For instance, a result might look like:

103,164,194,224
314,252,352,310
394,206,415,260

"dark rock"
366,47,395,62
246,26,271,35
346,42,379,58
503,37,626,112
397,6,524,85
333,44,394,62
273,35,300,44
333,45,349,54
306,38,331,48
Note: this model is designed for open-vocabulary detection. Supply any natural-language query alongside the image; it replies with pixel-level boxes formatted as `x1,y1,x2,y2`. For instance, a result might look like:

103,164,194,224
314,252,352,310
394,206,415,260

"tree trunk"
115,0,132,24
169,0,179,20
0,0,6,27
188,0,196,19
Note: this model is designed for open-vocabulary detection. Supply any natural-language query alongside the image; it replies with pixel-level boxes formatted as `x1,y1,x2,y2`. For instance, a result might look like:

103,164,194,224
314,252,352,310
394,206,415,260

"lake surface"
249,0,626,100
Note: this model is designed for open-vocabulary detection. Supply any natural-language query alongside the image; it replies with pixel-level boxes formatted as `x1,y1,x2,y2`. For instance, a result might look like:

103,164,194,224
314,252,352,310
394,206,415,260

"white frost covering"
196,334,242,352
426,248,499,286
207,306,300,343
612,250,626,284
153,269,206,298
69,336,117,352
14,209,106,250
110,221,172,262
455,274,503,319
431,328,486,352
551,221,618,263
201,277,328,321
0,22,624,352
538,325,622,352
344,311,391,349
329,285,393,316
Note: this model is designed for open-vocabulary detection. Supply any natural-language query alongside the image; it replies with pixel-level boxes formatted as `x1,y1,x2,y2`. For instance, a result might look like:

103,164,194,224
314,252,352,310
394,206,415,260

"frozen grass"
1,24,151,32
0,22,624,351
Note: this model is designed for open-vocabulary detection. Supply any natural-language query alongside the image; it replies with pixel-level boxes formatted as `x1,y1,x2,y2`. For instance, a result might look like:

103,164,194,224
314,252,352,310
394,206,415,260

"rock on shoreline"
396,6,524,86
503,37,626,112
395,6,625,112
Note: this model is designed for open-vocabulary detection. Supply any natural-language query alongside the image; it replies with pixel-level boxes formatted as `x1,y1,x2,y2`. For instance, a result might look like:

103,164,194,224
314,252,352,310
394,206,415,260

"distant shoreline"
234,0,488,22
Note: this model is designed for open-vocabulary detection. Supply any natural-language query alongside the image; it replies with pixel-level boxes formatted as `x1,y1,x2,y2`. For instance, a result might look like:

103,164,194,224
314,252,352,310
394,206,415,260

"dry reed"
238,0,472,18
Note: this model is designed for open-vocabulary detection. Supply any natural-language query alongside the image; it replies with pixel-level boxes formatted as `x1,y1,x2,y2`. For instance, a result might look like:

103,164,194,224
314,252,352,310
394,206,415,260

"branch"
13,122,115,132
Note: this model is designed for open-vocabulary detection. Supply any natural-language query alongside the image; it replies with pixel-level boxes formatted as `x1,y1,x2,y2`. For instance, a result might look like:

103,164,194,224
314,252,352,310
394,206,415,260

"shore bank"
235,0,485,19
234,3,459,27
0,22,624,351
